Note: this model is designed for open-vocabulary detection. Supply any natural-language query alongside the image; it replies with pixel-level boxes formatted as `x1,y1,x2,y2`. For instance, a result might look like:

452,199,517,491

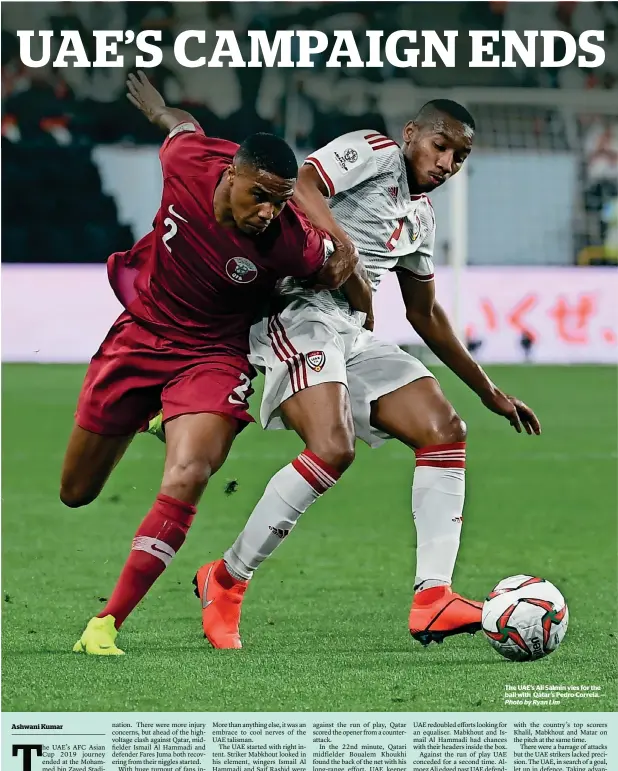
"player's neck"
403,156,422,196
213,178,236,229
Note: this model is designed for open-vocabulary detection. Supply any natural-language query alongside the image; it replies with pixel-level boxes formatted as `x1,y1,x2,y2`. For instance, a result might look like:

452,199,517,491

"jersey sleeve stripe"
371,141,399,151
304,157,335,197
366,135,389,144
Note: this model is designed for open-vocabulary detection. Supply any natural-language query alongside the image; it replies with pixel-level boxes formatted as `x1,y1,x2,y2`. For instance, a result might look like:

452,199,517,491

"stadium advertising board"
3,264,617,364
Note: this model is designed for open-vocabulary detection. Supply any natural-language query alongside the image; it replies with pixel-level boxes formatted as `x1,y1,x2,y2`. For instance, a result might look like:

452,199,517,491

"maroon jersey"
108,123,329,356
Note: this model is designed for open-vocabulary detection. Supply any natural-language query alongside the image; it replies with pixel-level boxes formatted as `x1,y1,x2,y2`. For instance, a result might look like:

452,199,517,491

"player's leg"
223,380,354,579
74,351,249,655
370,376,482,644
69,316,176,655
60,425,133,508
60,313,149,508
198,310,354,648
84,413,238,643
200,382,354,649
343,331,481,644
371,376,467,589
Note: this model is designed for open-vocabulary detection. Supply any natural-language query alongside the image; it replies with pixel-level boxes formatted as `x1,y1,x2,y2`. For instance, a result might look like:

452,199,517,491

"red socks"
98,494,196,628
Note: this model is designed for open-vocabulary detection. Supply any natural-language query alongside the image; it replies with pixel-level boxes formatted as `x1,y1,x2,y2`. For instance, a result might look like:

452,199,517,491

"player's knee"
59,482,99,509
449,413,467,443
433,412,467,445
308,431,355,473
162,457,213,501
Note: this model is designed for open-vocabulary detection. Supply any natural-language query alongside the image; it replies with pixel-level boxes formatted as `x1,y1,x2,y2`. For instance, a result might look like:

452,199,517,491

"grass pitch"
2,364,616,712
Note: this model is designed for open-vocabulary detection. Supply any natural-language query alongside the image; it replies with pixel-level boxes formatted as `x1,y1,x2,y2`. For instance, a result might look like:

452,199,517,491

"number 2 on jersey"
228,373,252,405
162,204,188,253
386,218,405,252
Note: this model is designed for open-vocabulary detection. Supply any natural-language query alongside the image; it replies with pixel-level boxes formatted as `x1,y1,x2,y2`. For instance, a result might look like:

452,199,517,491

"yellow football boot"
73,615,125,656
146,411,166,443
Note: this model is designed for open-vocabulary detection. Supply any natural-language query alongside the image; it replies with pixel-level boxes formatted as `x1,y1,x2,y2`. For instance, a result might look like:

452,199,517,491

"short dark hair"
415,99,476,132
234,133,298,179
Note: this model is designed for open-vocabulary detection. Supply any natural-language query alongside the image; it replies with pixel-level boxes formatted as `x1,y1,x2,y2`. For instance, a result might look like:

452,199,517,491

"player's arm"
126,70,200,133
341,261,374,330
293,225,356,292
398,271,541,435
295,163,371,319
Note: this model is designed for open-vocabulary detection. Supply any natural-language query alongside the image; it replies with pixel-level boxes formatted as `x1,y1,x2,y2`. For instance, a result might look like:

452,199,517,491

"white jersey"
279,129,436,315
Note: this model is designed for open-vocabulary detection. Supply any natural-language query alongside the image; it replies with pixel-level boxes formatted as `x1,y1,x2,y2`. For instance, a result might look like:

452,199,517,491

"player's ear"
402,121,417,144
227,164,236,186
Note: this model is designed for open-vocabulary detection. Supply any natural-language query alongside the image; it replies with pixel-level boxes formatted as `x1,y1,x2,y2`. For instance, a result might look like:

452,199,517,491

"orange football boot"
409,585,483,646
193,560,248,649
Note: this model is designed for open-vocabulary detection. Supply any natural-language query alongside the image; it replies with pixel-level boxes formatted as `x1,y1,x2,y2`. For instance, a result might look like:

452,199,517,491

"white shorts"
248,299,434,448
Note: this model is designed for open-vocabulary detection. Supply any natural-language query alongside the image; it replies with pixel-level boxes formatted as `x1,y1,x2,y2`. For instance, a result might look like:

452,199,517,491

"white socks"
223,442,466,593
224,450,341,581
412,443,466,591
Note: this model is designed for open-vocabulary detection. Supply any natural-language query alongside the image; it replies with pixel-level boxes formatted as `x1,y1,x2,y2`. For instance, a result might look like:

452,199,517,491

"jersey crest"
226,257,258,284
306,350,326,372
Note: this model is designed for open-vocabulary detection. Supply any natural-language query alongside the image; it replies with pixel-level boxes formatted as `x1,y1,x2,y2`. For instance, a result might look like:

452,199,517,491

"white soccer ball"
482,575,569,661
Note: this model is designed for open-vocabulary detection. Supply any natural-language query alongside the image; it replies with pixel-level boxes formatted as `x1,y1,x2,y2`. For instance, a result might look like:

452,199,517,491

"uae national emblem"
306,350,326,372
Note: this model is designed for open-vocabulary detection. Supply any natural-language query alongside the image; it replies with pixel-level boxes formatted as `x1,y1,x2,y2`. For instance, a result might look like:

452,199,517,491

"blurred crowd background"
2,1,617,267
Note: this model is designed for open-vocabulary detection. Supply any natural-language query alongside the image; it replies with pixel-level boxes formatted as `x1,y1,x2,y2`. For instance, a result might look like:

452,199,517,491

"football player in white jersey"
191,100,541,649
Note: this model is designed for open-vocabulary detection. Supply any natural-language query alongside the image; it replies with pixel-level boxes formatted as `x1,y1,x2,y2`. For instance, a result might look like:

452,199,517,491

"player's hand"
363,311,375,332
481,388,542,435
313,238,358,290
126,70,166,123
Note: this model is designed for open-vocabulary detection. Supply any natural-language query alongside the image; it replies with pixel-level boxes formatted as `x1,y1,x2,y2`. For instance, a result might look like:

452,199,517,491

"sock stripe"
417,459,465,464
292,457,327,493
302,448,341,480
416,442,466,456
301,459,333,490
299,453,338,487
294,455,331,493
415,442,466,468
292,451,340,494
131,535,176,566
417,452,466,459
416,458,466,468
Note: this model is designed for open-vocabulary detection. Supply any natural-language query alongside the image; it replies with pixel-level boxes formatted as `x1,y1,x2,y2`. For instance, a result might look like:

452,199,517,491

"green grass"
2,364,617,713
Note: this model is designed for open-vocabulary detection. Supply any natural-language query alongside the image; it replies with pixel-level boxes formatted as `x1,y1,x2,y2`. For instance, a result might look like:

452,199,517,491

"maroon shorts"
76,312,255,436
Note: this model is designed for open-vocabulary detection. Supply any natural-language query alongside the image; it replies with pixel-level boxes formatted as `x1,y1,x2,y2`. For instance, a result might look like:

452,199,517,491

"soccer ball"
482,575,569,661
